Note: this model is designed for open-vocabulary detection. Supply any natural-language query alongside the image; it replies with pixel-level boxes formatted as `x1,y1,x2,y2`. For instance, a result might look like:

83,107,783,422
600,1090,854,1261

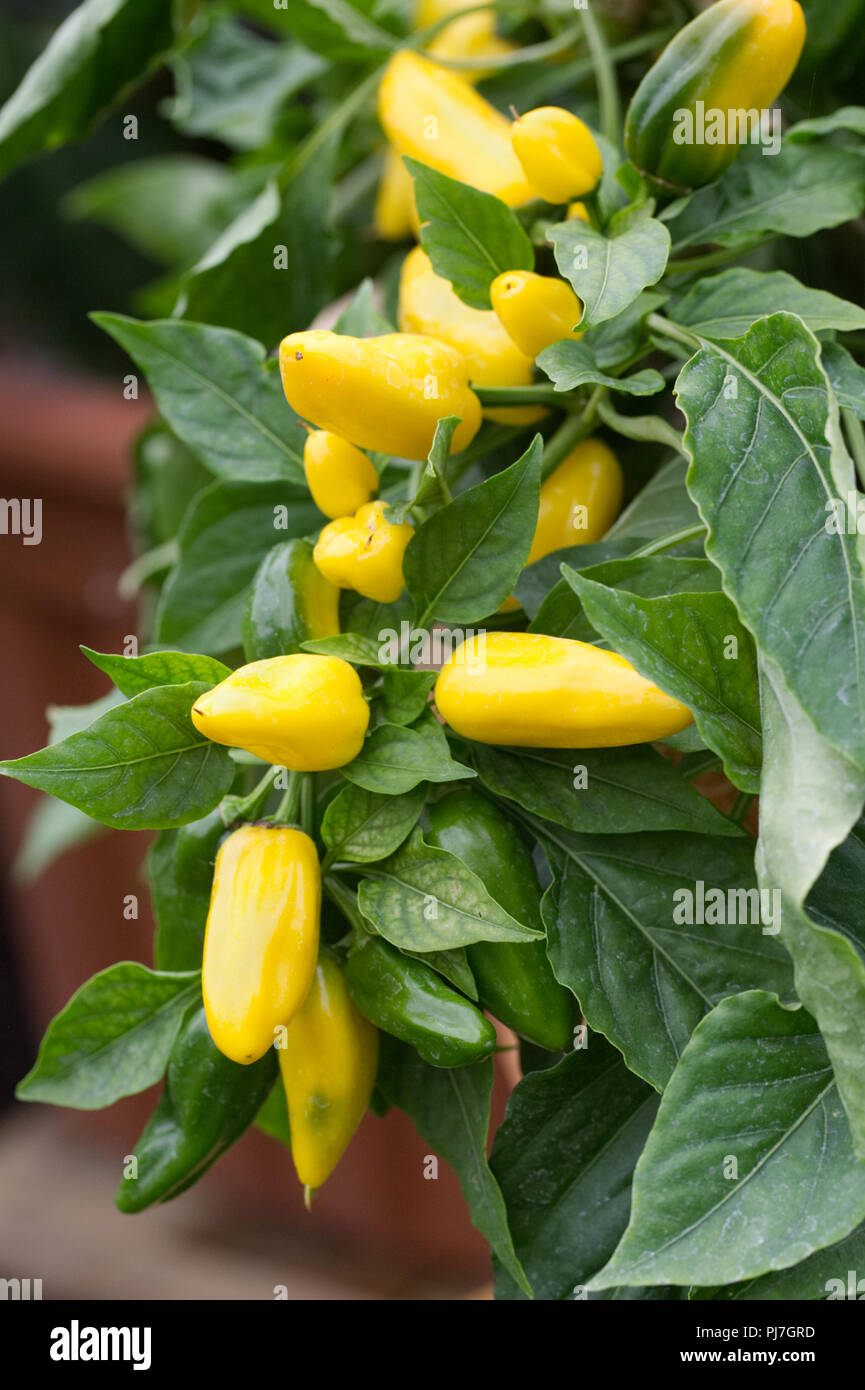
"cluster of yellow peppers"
185,7,697,1198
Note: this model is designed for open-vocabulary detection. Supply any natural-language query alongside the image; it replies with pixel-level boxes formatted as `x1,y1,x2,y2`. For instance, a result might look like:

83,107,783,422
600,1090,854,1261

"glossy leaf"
537,339,665,396
81,646,230,698
321,783,426,863
551,212,670,329
670,268,865,341
342,722,471,795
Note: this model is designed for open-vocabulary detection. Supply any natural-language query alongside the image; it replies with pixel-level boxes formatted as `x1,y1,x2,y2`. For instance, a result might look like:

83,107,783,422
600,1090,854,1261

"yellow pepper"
314,500,414,604
529,439,624,560
202,826,320,1065
279,955,379,1194
303,430,379,520
511,106,603,203
418,0,517,81
373,145,416,242
397,246,545,426
435,631,694,747
567,201,589,222
191,655,369,771
279,329,482,460
490,270,583,359
377,51,536,209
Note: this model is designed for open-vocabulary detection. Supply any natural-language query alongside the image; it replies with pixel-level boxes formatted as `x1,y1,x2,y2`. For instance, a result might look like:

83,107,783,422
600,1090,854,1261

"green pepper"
426,790,574,1052
345,937,496,1067
243,537,340,662
624,0,806,193
116,1005,276,1213
150,809,226,972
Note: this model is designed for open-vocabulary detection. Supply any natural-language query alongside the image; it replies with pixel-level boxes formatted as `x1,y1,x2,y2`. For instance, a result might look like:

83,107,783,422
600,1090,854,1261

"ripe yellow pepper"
490,270,583,359
435,632,694,747
191,655,369,771
279,955,379,1193
529,439,624,561
397,246,545,426
567,201,589,222
202,826,320,1065
377,51,536,209
374,145,416,242
303,430,379,520
279,329,482,460
511,106,603,203
314,500,414,604
418,0,517,81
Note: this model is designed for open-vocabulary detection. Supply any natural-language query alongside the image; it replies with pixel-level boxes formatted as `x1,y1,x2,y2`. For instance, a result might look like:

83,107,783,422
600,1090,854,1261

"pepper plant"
3,0,865,1301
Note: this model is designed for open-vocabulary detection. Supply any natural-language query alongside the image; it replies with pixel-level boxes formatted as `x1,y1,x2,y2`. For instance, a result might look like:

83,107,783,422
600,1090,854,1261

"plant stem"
844,409,865,491
423,24,580,72
271,771,303,826
598,395,684,452
628,524,707,557
541,386,605,477
646,312,701,354
300,775,316,839
679,752,722,780
729,791,756,826
577,0,621,148
665,247,758,276
475,384,571,409
220,765,279,826
324,874,368,936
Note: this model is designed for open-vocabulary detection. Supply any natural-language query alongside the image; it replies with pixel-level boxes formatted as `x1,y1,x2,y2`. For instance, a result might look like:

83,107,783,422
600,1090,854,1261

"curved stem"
843,409,865,491
271,770,303,826
324,874,369,936
646,312,701,353
422,25,580,73
666,246,766,277
220,765,279,826
598,395,684,452
628,524,706,558
577,2,621,149
541,385,606,478
475,383,572,409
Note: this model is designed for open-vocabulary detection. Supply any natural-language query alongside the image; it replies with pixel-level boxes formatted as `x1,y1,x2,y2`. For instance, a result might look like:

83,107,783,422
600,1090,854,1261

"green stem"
577,0,621,148
475,384,572,409
541,385,606,478
597,395,684,453
665,246,762,277
324,874,368,936
679,752,722,780
646,312,701,354
628,524,707,557
423,24,580,72
300,775,316,839
220,765,279,826
844,409,865,491
271,771,303,826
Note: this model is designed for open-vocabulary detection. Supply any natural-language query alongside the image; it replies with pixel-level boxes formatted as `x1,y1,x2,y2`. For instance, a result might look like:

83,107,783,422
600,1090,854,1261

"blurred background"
0,0,508,1300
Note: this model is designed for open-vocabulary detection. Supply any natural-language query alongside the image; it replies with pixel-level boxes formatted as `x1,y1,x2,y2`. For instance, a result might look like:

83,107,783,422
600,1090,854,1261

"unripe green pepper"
345,937,497,1067
625,0,806,193
116,1005,276,1212
202,825,321,1065
243,538,340,662
279,955,379,1194
191,654,370,771
426,789,574,1052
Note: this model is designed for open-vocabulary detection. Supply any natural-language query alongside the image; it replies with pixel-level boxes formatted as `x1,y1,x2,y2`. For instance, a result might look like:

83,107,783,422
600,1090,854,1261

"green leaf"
532,552,716,644
0,0,175,181
490,1041,660,1300
333,277,394,337
669,268,865,341
678,312,865,773
81,646,230,698
691,1221,865,1300
65,155,249,267
551,212,670,330
341,724,472,795
177,139,337,348
607,456,701,542
788,107,865,142
16,963,199,1109
150,808,226,972
757,656,865,1157
237,0,396,60
46,691,124,744
0,683,234,830
514,538,637,619
156,480,320,655
92,314,307,483
301,633,387,668
537,339,665,396
379,669,437,726
376,1036,531,1297
823,342,865,420
358,827,542,949
405,435,542,626
116,1004,276,1211
540,825,793,1092
566,564,762,792
321,782,426,863
164,13,325,151
666,141,865,253
409,158,534,311
473,743,741,838
582,289,667,371
590,992,865,1289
